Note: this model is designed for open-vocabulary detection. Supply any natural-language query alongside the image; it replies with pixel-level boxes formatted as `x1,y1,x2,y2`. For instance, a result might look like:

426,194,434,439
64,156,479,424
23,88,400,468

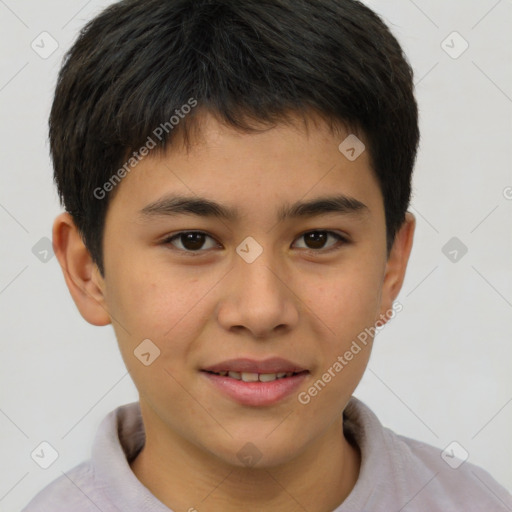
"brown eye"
163,232,219,252
162,230,347,255
304,232,328,249
293,231,347,252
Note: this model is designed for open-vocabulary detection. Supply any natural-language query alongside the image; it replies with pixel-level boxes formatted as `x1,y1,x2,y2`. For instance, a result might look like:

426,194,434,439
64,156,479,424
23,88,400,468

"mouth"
201,369,308,382
201,356,308,375
200,358,310,406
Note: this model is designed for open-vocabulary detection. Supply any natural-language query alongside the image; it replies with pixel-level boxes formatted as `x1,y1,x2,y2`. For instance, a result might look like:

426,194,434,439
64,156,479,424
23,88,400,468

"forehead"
105,111,382,224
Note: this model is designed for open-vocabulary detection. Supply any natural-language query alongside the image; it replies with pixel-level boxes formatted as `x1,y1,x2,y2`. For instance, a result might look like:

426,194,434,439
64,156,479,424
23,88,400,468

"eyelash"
161,230,349,256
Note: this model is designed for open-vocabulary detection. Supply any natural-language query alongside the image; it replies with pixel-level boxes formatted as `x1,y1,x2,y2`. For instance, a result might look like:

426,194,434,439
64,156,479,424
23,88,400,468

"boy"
22,0,512,510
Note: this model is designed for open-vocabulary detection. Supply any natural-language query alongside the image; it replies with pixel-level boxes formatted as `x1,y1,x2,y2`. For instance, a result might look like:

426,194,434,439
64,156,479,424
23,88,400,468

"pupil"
182,233,204,250
306,232,327,249
179,232,328,251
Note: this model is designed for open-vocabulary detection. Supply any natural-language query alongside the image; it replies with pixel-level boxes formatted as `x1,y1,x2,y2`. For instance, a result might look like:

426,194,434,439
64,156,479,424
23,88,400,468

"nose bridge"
235,243,285,307
217,240,299,337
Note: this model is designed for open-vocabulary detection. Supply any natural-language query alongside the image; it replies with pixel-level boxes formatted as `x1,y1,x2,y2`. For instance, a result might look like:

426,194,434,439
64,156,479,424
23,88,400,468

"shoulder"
21,460,105,512
343,397,512,512
385,427,512,511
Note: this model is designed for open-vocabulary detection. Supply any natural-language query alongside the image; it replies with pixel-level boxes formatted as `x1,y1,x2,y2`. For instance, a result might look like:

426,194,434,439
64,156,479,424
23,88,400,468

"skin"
53,111,415,512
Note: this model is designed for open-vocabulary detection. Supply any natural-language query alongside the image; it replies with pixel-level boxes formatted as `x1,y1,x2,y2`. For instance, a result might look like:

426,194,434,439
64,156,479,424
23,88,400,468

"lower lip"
201,371,309,407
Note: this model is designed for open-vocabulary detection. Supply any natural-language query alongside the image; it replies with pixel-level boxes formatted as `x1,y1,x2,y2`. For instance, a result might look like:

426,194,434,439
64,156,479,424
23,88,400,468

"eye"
293,230,348,253
162,231,220,253
162,230,348,255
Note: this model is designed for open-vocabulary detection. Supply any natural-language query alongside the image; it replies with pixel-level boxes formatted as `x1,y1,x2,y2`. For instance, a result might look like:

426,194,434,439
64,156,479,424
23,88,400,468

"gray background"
1,0,511,510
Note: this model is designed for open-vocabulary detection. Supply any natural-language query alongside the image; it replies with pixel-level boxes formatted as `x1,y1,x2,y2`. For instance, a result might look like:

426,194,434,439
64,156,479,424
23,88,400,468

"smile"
203,370,306,382
200,369,309,406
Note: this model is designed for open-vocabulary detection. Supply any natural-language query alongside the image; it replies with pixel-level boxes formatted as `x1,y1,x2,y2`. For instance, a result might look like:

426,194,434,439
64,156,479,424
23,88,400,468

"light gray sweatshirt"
21,397,512,511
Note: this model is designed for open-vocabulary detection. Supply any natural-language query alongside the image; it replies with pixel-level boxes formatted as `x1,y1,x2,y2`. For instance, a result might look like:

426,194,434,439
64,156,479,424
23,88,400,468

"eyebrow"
138,193,369,223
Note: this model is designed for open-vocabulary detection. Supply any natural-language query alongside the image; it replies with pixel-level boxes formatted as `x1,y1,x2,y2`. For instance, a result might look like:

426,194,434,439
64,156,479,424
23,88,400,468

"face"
56,111,414,469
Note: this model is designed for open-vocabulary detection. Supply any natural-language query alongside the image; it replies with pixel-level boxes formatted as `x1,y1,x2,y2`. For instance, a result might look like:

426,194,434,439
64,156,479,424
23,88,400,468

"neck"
130,405,360,512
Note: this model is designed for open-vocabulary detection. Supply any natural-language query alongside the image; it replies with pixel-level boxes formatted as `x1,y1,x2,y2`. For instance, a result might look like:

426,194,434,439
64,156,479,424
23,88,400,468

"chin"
205,436,304,470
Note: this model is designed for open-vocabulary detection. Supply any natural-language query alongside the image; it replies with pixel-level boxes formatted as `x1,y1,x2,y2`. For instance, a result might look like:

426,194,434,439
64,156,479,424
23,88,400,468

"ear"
52,212,111,326
378,211,415,322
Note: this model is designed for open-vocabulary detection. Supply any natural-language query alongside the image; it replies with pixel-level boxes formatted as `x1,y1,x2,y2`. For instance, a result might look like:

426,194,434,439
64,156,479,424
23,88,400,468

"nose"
216,250,300,339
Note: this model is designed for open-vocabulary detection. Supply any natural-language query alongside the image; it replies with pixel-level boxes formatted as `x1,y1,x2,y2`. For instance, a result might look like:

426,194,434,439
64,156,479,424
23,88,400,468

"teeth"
241,372,259,382
259,373,278,382
215,371,297,381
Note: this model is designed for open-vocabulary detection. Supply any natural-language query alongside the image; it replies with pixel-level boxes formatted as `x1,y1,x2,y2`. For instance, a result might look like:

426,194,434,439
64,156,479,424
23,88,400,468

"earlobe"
378,212,416,321
52,212,111,326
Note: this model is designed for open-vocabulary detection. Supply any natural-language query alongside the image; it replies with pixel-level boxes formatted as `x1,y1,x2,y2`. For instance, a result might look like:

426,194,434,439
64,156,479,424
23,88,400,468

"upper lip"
202,357,308,374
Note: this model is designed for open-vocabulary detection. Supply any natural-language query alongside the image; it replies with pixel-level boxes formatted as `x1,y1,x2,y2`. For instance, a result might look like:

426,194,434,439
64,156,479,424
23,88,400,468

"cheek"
104,263,216,385
106,269,208,405
107,261,208,337
306,261,384,343
296,269,381,424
